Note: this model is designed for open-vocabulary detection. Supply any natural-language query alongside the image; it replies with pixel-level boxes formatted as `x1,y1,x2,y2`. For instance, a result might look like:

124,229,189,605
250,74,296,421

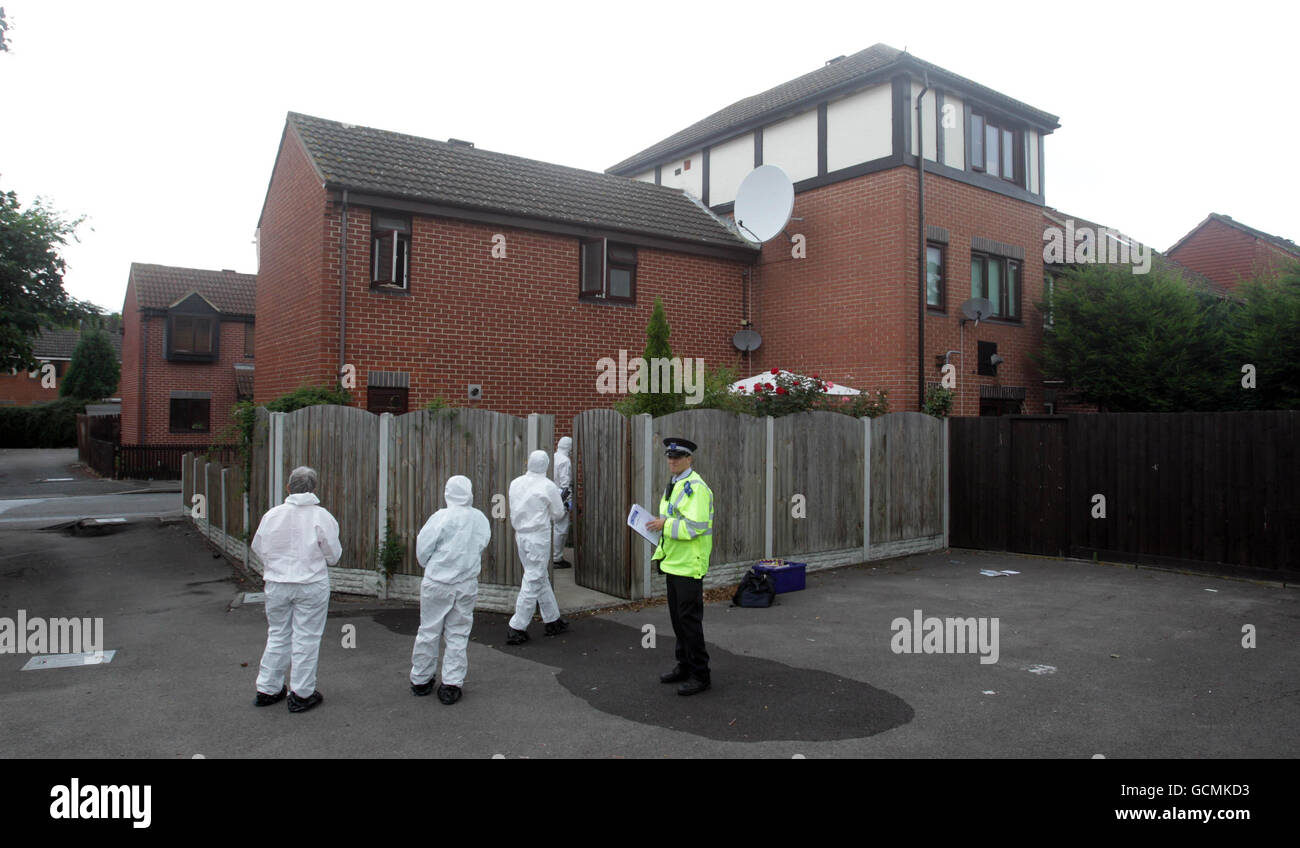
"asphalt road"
1,518,1295,758
0,449,182,529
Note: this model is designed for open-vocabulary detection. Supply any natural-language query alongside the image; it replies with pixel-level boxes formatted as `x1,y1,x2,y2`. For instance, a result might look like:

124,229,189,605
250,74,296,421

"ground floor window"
169,394,210,433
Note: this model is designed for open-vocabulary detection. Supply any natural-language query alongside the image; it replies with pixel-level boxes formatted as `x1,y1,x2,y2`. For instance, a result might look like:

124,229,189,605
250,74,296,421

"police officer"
645,437,713,695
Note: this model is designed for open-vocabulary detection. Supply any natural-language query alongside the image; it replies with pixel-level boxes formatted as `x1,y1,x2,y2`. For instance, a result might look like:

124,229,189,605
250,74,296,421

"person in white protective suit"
506,449,570,644
552,436,573,569
409,475,491,705
251,466,341,714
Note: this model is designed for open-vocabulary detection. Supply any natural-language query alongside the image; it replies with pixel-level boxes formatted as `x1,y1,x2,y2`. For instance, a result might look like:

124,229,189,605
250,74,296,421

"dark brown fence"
87,438,116,478
949,412,1300,575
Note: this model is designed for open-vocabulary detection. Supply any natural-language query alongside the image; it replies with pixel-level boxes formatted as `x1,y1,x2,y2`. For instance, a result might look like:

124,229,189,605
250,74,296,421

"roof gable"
1167,213,1300,259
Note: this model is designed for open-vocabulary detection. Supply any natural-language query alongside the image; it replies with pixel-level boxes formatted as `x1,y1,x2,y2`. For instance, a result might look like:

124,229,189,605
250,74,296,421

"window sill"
578,295,637,307
370,283,411,296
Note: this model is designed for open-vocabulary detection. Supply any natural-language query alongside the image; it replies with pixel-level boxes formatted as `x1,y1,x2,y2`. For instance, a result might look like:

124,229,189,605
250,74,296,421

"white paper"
979,569,1005,577
627,504,661,545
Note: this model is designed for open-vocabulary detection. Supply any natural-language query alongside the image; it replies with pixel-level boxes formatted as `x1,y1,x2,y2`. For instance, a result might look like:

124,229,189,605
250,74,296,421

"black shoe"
287,690,323,713
544,617,570,637
506,627,530,646
437,684,462,705
659,665,690,684
553,559,572,569
254,686,287,707
411,678,435,697
677,677,711,696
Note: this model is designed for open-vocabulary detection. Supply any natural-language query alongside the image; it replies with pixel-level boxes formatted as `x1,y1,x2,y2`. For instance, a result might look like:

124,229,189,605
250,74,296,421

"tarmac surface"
0,518,1296,758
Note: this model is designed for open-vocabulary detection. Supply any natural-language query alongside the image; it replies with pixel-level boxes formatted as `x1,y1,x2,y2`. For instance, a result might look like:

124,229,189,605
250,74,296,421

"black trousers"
665,573,710,681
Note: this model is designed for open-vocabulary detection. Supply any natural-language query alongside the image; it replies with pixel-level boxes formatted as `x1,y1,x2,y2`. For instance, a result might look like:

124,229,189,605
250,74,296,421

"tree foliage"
1224,262,1300,409
61,328,119,400
0,7,11,53
1,187,97,371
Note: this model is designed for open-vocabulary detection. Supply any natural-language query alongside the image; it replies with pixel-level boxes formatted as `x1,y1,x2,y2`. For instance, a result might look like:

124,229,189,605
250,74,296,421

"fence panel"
277,405,380,571
573,409,631,598
870,412,944,546
650,409,767,567
387,408,529,585
773,411,864,557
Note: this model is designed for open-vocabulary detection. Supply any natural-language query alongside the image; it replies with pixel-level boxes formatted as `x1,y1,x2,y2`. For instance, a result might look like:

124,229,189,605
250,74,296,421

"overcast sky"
2,0,1296,313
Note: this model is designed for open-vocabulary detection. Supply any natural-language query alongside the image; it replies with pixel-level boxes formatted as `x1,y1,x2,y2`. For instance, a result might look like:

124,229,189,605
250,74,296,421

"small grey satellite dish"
734,165,794,244
733,328,762,352
961,297,995,325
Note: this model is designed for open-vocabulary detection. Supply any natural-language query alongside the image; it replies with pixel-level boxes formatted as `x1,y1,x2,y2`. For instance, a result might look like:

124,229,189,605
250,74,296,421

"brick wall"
1167,218,1300,292
749,165,1050,415
257,130,754,435
0,366,64,406
120,280,141,441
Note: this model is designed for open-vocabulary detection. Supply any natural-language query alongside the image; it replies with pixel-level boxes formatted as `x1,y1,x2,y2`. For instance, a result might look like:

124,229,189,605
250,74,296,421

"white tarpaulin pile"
729,370,861,396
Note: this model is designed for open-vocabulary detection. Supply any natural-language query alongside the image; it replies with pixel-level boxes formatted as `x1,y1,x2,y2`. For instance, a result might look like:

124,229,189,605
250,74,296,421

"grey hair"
287,466,318,494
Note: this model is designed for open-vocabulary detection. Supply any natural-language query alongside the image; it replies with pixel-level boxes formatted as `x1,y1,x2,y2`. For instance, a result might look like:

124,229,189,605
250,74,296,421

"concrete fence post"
863,416,872,562
271,412,284,508
376,412,391,599
221,467,229,544
641,413,654,599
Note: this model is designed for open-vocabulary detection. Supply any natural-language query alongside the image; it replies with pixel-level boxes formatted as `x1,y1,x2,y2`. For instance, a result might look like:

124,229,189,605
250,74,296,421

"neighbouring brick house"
254,112,758,430
0,323,122,407
607,44,1062,416
1166,213,1300,294
119,263,256,446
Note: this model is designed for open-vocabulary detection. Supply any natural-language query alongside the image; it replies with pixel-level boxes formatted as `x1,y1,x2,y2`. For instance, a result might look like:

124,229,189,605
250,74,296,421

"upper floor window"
971,252,1021,320
580,239,637,304
372,212,410,289
166,314,219,362
243,323,254,358
970,112,1024,188
926,243,946,310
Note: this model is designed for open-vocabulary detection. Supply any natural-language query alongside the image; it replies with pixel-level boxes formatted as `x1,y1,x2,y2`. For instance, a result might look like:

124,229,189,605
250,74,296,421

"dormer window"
372,212,411,289
165,293,220,362
970,111,1024,188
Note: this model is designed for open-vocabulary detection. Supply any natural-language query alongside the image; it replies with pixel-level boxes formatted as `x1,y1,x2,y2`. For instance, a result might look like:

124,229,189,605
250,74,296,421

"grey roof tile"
129,264,257,316
287,112,754,253
31,327,123,360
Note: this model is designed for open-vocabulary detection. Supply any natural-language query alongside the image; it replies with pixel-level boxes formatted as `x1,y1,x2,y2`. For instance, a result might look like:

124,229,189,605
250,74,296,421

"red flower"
765,383,774,391
738,386,747,393
776,387,787,395
770,368,779,375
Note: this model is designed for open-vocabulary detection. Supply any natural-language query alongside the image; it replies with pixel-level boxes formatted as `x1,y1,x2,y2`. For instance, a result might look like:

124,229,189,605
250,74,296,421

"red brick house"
119,264,256,446
254,112,758,428
1166,213,1300,294
607,44,1061,415
0,324,122,407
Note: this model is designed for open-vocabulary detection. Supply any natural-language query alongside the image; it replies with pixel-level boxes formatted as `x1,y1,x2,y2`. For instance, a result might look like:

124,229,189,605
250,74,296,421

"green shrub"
0,396,85,447
922,385,953,418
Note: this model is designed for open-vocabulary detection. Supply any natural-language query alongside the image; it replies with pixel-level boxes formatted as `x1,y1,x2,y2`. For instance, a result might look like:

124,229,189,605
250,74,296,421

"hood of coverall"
527,450,550,475
557,437,572,454
444,475,473,507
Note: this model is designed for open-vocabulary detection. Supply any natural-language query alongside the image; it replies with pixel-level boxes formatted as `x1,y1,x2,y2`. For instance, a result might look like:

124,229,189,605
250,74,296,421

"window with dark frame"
371,212,411,289
926,243,945,310
169,397,210,433
970,252,1021,320
579,238,637,303
168,314,216,358
970,112,1024,187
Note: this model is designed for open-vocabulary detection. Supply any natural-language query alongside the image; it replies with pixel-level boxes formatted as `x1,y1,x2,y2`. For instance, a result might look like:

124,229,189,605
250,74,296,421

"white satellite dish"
734,165,794,244
961,297,995,325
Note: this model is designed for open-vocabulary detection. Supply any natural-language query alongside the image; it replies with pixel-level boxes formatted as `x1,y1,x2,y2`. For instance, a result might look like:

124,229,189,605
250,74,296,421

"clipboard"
626,503,662,546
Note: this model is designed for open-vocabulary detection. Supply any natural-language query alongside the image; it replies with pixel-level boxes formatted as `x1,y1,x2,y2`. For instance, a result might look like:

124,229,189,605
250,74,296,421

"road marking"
21,650,117,670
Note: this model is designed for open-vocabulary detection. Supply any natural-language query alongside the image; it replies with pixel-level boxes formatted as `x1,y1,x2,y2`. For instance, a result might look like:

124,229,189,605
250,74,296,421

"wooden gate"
949,416,1069,557
573,409,632,598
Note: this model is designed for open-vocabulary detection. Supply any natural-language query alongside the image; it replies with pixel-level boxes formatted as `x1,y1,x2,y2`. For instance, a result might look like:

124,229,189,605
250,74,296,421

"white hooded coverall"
552,436,572,562
410,476,492,688
508,450,566,631
252,492,342,698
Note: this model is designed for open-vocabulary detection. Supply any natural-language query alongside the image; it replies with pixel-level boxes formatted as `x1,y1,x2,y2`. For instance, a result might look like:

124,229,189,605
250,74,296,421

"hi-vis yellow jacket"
651,469,714,579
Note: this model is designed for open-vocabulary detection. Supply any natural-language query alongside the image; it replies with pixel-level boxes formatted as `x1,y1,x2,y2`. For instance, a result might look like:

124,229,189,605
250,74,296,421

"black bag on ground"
732,569,776,608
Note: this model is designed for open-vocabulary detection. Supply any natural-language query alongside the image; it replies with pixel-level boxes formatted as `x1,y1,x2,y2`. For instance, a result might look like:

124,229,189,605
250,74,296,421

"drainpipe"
915,73,930,412
338,190,348,389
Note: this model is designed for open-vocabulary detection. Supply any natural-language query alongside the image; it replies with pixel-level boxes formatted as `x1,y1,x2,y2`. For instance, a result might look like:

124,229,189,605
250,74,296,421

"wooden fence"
181,452,249,563
949,412,1300,575
193,404,948,606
